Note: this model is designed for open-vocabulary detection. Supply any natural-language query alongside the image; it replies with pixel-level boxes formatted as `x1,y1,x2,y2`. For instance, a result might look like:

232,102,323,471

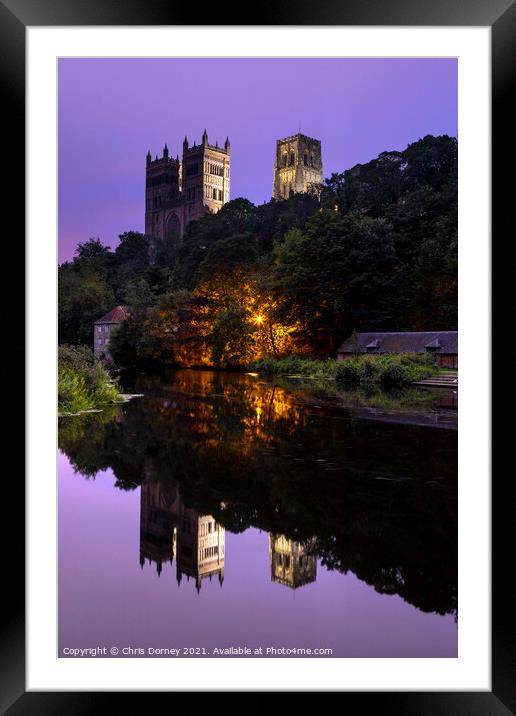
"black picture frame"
3,0,511,709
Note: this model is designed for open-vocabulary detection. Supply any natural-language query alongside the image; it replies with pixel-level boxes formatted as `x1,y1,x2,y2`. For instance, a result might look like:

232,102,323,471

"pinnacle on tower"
163,143,169,159
146,150,151,165
202,128,208,145
224,136,230,152
183,136,188,150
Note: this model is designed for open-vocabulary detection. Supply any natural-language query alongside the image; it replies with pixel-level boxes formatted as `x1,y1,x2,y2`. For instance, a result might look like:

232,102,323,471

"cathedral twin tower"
145,129,230,243
145,131,323,242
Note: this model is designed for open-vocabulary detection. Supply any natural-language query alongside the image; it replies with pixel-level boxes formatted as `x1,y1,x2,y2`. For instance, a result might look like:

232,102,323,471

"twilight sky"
58,58,457,263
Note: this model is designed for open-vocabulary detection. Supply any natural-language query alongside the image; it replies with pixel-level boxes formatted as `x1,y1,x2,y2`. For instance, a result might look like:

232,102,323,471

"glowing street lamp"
254,314,264,325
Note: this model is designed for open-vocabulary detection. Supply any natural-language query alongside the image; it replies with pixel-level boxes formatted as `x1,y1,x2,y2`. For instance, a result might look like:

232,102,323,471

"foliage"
253,352,437,387
273,212,401,353
58,344,121,413
210,306,256,367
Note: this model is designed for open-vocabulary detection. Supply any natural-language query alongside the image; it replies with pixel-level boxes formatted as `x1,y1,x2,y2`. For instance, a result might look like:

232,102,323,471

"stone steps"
413,374,458,388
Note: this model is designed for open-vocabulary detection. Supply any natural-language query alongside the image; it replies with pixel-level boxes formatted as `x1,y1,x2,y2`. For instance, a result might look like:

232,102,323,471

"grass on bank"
58,344,122,414
252,353,439,387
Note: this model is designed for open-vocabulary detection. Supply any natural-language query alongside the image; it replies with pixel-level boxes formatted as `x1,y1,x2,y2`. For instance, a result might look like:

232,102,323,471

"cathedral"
144,130,323,244
145,130,230,243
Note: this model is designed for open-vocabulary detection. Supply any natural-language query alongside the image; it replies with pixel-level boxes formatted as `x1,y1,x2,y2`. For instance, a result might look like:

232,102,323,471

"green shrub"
254,352,438,387
58,345,121,413
252,355,338,379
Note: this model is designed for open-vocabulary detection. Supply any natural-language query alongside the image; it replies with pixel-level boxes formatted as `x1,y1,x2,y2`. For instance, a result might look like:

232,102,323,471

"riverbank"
58,344,125,415
252,353,439,388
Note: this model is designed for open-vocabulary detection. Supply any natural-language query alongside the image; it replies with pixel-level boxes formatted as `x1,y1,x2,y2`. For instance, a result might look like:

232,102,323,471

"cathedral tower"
144,131,230,245
181,130,230,227
145,145,181,239
272,133,323,200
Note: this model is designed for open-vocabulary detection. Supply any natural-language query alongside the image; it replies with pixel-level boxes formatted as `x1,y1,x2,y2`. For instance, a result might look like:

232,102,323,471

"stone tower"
144,130,230,245
272,133,323,200
181,130,230,227
145,145,182,240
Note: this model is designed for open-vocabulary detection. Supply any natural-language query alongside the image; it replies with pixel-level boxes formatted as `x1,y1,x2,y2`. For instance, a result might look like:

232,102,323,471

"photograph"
57,56,459,660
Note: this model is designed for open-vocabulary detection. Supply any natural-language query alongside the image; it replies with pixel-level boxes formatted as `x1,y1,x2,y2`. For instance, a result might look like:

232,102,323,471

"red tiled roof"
94,305,128,324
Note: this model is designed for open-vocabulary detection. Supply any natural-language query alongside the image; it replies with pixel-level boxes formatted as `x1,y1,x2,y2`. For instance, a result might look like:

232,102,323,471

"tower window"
282,154,287,168
209,163,224,176
304,153,308,166
289,152,295,166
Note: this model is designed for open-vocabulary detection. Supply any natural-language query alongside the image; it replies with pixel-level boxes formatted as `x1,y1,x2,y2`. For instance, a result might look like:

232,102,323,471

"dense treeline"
58,134,457,366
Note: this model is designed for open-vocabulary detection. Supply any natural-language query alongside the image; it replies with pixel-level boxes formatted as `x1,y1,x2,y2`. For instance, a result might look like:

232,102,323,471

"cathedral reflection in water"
139,471,317,592
139,470,225,591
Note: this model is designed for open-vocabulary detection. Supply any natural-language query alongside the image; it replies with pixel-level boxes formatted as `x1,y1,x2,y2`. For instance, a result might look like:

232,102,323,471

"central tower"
273,133,323,200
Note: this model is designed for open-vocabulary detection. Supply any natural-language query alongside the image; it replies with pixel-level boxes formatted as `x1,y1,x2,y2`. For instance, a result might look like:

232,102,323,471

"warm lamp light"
254,314,264,325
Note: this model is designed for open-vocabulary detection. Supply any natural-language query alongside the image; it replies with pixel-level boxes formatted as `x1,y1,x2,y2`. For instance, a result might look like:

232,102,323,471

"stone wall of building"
93,322,116,359
273,133,323,199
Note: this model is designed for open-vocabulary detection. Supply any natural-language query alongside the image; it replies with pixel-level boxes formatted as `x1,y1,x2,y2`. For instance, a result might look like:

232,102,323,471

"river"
58,369,457,658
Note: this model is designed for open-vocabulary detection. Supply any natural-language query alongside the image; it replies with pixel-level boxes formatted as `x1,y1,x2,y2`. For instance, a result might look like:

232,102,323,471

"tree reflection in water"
59,369,457,619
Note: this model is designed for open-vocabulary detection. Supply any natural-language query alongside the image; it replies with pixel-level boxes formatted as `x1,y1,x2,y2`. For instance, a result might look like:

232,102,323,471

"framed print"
3,0,512,708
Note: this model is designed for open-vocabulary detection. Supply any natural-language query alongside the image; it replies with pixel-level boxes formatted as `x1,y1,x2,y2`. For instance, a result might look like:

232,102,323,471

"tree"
197,233,258,283
273,211,401,353
58,265,115,346
210,306,256,367
75,237,111,260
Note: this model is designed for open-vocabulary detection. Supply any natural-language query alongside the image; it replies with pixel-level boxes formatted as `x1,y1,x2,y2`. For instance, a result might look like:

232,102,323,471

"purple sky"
58,58,457,263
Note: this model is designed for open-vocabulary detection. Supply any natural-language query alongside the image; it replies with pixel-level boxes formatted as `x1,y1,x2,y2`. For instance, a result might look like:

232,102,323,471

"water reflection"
139,471,317,594
269,534,317,590
59,369,457,621
140,473,225,590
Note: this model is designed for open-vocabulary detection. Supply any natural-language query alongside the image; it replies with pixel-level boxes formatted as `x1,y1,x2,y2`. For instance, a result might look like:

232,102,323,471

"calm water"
58,370,457,658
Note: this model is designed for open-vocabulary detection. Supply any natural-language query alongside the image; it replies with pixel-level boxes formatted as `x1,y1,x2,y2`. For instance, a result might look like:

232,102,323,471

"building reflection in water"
140,472,317,593
269,533,317,590
139,470,225,592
